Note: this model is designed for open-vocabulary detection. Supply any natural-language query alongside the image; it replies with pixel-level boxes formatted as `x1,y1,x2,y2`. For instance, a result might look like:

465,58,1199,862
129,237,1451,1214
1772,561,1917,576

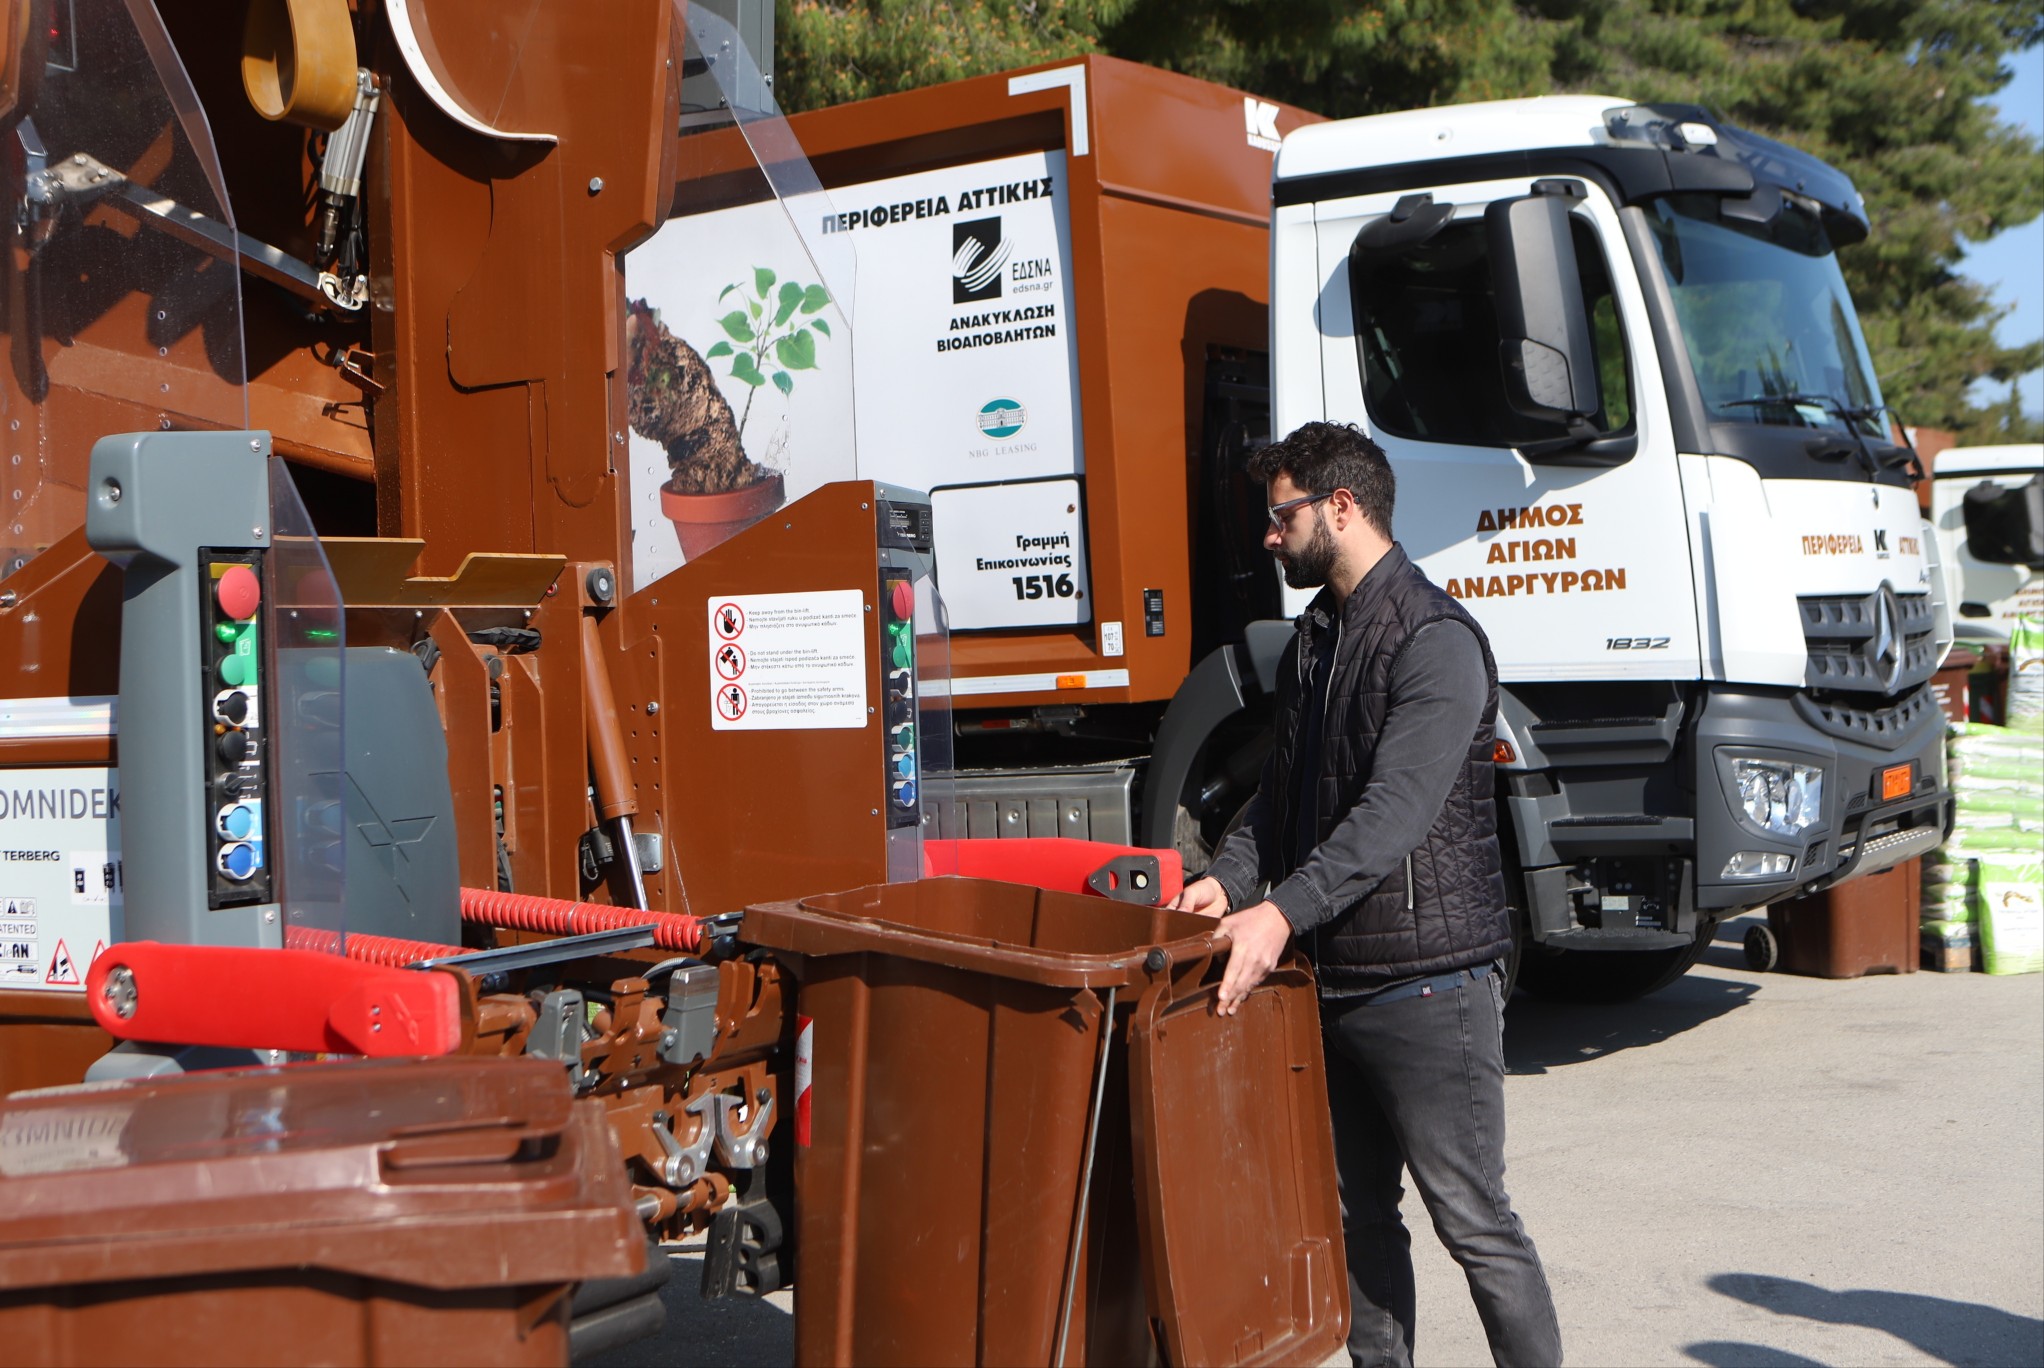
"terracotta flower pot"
660,471,786,561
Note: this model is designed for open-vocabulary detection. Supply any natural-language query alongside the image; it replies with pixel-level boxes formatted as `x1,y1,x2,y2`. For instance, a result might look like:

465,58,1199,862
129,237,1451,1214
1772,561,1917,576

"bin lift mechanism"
72,430,1183,1294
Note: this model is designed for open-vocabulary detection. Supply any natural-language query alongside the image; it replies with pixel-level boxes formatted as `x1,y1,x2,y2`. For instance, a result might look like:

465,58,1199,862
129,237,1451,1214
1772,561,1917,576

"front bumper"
1692,682,1949,911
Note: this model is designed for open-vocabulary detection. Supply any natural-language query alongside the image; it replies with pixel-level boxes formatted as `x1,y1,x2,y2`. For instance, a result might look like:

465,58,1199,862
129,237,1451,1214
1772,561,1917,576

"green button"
890,635,913,669
215,622,239,643
220,653,250,686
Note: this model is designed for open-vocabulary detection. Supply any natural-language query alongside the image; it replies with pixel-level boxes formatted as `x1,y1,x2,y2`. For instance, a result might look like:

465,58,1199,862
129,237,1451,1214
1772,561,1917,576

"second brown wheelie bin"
0,1055,646,1366
743,876,1348,1367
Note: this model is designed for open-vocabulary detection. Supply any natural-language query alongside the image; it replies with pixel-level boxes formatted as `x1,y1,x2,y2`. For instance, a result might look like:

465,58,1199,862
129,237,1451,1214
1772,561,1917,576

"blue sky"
1959,45,2043,421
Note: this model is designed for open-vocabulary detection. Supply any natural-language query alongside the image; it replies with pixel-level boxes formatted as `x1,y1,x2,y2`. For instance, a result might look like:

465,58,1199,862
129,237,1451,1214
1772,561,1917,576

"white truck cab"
1270,97,1953,996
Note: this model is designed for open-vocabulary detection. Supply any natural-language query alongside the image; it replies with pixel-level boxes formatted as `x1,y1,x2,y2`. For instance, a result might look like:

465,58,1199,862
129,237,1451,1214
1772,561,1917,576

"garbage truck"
715,65,1956,999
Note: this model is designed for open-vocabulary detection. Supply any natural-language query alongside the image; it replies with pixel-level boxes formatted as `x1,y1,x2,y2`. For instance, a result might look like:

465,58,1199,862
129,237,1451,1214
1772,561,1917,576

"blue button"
894,778,917,807
218,842,259,880
220,805,256,840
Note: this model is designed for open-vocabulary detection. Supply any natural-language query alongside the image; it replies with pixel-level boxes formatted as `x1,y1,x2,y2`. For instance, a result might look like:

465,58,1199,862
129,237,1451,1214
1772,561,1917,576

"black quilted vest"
1271,545,1512,990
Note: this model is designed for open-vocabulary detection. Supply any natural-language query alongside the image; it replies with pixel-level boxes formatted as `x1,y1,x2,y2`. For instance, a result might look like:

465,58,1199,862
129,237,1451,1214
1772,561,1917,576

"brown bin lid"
0,1056,643,1292
1127,963,1349,1366
743,876,1229,989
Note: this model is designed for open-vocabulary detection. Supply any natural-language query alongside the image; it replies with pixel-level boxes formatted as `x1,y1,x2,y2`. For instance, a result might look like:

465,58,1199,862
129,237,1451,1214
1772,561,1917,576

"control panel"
881,567,918,828
203,552,271,906
875,492,940,883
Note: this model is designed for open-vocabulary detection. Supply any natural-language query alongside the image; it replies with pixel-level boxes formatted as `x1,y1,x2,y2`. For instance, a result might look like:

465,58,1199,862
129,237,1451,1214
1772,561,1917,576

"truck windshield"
1644,193,1884,440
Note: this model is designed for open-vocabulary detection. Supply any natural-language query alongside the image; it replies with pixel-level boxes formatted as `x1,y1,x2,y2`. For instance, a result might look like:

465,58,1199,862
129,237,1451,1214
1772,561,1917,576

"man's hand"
1212,900,1292,1016
1167,875,1230,918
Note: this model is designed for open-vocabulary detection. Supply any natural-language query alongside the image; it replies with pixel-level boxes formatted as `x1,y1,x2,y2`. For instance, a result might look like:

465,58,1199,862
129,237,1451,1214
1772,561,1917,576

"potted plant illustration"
626,268,831,559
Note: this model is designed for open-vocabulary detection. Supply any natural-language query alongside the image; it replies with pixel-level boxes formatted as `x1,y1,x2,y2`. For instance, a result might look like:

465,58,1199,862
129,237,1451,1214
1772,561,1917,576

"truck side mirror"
1485,189,1600,431
1963,476,2044,570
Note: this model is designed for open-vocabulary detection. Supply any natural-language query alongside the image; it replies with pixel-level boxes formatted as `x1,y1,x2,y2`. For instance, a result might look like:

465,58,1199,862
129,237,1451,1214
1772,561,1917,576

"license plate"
1879,763,1913,802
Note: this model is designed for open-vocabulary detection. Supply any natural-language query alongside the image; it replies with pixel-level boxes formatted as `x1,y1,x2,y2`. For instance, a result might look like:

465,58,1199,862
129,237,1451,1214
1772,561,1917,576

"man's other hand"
1214,900,1291,1016
1167,876,1230,917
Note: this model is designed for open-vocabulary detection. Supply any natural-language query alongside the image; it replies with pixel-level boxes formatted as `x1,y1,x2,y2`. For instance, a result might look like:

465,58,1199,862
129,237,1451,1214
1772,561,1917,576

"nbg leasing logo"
953,217,1009,303
977,398,1026,439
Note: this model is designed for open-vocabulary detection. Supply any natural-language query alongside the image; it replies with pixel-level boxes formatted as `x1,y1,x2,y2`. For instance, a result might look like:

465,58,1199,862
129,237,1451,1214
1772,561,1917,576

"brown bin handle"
1138,927,1232,1008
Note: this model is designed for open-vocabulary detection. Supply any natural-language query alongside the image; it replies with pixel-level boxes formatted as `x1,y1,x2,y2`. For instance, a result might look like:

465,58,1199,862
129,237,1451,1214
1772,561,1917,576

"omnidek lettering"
1,787,118,822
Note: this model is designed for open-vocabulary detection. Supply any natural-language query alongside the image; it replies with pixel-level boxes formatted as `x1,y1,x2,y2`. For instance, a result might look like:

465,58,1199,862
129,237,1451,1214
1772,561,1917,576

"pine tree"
774,1,2044,435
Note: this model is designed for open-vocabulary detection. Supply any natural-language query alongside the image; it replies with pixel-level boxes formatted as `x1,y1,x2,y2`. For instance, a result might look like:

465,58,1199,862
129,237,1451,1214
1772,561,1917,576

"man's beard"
1278,514,1336,589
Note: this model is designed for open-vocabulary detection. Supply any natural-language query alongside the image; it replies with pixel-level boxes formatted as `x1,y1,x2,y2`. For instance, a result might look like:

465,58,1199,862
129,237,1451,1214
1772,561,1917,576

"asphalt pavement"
602,913,2043,1367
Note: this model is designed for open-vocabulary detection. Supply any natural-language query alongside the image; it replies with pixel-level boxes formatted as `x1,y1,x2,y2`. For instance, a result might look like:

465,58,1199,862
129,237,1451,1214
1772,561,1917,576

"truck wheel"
1516,918,1718,1004
1742,923,1779,972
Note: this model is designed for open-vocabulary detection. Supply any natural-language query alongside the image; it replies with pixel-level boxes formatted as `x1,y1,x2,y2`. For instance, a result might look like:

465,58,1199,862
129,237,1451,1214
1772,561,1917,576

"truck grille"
1792,683,1939,747
1798,588,1938,695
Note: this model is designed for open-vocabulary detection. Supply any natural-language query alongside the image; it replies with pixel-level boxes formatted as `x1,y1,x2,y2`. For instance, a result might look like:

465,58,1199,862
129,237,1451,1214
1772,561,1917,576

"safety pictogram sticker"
714,642,747,681
716,684,749,721
714,602,746,640
45,939,79,986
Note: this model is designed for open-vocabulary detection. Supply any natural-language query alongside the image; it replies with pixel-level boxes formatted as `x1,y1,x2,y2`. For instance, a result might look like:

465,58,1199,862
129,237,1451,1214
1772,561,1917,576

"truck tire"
1515,918,1719,1004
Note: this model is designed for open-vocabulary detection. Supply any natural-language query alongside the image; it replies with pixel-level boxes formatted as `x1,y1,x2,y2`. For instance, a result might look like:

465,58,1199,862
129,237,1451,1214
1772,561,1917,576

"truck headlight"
1732,759,1824,837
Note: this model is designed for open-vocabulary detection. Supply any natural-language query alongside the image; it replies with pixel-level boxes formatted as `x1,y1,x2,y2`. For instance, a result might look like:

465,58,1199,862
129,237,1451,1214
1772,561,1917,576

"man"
1170,421,1561,1367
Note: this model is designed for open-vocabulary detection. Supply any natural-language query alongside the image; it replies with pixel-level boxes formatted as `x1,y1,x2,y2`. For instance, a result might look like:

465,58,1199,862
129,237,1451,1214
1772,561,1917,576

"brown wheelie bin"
0,1055,645,1366
1762,858,1923,978
743,876,1348,1367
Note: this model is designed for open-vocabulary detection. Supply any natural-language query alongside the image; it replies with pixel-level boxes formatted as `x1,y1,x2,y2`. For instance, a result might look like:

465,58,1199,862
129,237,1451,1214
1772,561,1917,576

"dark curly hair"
1246,421,1394,539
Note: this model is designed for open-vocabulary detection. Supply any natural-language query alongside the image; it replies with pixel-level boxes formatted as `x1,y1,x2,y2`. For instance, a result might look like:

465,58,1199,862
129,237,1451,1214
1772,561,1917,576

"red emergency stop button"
889,579,915,621
217,564,261,621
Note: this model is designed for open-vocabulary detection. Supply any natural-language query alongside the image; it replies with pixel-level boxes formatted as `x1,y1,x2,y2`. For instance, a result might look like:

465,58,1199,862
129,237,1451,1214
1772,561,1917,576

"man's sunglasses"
1266,490,1338,529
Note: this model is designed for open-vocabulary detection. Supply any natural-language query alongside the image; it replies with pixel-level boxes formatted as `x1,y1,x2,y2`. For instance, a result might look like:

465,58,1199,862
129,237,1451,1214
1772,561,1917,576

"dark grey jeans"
1322,967,1562,1367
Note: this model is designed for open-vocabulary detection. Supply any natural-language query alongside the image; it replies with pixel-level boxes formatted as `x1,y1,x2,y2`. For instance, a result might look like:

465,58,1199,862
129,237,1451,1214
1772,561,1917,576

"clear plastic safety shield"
1,0,248,581
620,1,858,593
266,457,346,948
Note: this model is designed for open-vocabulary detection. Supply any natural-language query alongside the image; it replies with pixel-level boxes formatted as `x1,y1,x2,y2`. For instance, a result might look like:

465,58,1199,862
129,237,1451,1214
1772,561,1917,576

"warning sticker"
0,767,121,991
707,590,868,731
43,939,78,986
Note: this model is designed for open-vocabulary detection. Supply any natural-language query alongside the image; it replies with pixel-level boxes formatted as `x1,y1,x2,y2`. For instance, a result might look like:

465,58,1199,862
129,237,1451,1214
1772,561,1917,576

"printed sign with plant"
705,267,832,439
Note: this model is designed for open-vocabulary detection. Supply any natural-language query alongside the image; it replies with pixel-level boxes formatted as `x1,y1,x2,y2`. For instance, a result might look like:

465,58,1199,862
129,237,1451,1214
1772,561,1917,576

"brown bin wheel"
1743,922,1780,972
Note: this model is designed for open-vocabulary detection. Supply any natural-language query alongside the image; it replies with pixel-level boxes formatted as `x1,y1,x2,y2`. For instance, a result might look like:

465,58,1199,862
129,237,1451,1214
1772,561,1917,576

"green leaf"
747,298,762,321
718,282,740,302
754,266,776,298
771,370,794,396
704,341,733,359
775,329,818,371
799,285,830,314
775,281,805,327
811,318,831,337
718,311,754,343
729,352,767,387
